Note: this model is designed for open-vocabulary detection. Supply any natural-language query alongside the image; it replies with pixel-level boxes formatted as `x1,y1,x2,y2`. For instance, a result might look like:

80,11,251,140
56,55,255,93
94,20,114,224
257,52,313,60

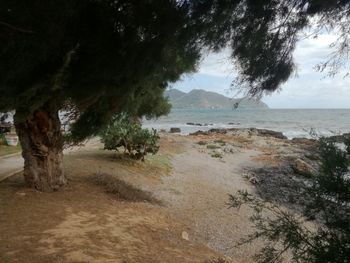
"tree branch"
0,20,35,34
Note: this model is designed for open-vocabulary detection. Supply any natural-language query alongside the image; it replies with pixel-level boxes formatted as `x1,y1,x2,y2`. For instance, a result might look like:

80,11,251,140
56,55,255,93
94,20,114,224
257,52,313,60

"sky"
171,32,350,109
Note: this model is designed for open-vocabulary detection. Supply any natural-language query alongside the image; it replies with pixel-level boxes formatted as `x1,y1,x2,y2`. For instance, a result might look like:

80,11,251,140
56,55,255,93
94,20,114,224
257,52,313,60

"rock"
189,130,208,136
223,145,239,154
169,127,181,133
249,177,258,185
228,122,240,125
292,158,316,177
181,231,189,241
255,129,287,140
186,122,195,126
305,153,320,161
329,132,350,143
208,128,227,134
291,137,317,145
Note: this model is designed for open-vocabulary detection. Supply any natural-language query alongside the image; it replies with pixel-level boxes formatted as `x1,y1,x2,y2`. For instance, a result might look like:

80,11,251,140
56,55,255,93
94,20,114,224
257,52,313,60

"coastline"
143,108,350,139
0,128,346,262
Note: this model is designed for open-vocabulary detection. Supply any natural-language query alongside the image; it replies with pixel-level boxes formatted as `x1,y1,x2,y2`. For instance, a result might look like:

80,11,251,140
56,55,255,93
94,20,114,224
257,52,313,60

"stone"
181,231,189,241
256,129,287,140
169,127,181,133
249,177,258,185
291,137,317,145
292,158,316,177
208,128,227,134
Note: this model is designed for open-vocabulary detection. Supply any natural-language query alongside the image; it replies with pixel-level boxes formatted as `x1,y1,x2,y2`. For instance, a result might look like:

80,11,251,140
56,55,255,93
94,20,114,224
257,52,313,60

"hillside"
165,89,269,109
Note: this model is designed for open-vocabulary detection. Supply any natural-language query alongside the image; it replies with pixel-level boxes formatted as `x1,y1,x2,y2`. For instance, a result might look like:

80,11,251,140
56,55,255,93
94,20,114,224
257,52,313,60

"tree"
1,1,349,191
0,1,202,191
229,138,350,262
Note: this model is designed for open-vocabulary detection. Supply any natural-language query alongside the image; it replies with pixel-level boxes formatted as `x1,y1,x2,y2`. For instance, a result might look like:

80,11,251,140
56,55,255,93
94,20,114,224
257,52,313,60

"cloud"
197,49,235,77
173,32,350,108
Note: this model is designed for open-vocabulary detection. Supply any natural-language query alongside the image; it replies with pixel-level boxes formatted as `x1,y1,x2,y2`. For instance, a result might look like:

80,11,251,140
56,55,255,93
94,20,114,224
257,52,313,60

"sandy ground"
153,136,266,262
0,132,311,262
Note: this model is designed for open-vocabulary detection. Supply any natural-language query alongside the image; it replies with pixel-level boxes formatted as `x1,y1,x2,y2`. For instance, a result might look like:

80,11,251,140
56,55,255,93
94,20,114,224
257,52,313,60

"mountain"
164,89,269,109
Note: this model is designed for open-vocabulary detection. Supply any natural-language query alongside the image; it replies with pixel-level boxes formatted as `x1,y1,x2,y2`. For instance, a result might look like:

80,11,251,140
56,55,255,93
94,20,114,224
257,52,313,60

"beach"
0,129,331,262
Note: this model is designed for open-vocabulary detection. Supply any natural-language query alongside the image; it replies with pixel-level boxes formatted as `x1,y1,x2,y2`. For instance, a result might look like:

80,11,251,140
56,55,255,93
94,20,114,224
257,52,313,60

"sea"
142,108,350,139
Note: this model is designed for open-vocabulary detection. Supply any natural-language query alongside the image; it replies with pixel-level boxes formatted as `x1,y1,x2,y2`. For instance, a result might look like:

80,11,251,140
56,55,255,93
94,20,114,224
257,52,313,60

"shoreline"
142,108,350,139
143,123,350,139
156,126,350,142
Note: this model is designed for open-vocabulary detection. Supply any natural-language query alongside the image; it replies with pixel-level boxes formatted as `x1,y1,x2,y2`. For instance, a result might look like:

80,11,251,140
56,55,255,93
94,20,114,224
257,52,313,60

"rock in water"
255,129,287,140
169,127,181,133
292,159,316,177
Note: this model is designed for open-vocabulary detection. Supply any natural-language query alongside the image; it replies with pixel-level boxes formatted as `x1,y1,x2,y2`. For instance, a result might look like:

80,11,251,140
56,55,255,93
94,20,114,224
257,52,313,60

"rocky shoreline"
179,127,350,213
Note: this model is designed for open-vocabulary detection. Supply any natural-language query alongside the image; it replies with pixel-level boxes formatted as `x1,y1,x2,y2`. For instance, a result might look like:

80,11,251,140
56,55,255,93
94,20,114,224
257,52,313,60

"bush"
207,144,221,149
214,139,226,146
101,114,159,161
229,137,350,263
211,152,223,158
197,141,207,145
0,133,6,145
344,136,350,154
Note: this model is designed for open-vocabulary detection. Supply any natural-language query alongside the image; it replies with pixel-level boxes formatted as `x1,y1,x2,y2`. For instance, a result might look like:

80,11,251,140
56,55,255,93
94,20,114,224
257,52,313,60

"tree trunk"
14,106,66,191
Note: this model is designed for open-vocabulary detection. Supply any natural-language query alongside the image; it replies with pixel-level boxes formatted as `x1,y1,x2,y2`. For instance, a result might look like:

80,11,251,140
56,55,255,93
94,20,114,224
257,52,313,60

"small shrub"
229,137,350,263
197,141,207,146
214,139,226,146
344,136,350,154
101,114,159,161
207,144,220,150
0,133,6,145
211,151,223,158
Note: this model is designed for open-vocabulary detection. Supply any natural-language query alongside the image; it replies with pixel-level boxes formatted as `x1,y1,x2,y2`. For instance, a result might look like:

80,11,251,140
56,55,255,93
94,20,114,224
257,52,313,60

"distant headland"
165,89,269,109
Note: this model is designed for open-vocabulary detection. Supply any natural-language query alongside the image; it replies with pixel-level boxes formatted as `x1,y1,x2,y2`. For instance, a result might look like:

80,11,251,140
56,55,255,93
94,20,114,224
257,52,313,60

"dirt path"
155,138,265,262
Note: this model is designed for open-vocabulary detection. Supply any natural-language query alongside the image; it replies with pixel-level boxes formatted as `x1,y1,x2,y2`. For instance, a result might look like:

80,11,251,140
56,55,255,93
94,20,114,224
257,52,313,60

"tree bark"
14,106,66,191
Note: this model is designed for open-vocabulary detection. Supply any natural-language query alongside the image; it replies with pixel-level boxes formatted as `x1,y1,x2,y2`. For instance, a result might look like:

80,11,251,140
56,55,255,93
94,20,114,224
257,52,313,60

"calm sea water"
143,109,350,139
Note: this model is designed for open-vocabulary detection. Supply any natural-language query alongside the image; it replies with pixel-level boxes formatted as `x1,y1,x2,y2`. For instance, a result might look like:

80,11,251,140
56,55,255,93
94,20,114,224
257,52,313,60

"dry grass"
0,144,21,157
93,173,160,204
204,258,233,263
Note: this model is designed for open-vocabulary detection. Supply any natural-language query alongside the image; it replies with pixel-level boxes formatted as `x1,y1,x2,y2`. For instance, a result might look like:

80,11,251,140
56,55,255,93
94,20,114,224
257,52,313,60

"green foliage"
0,133,5,145
1,1,349,139
344,137,350,155
101,114,159,161
0,0,200,140
214,139,226,146
229,138,350,263
211,152,223,158
207,144,221,150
